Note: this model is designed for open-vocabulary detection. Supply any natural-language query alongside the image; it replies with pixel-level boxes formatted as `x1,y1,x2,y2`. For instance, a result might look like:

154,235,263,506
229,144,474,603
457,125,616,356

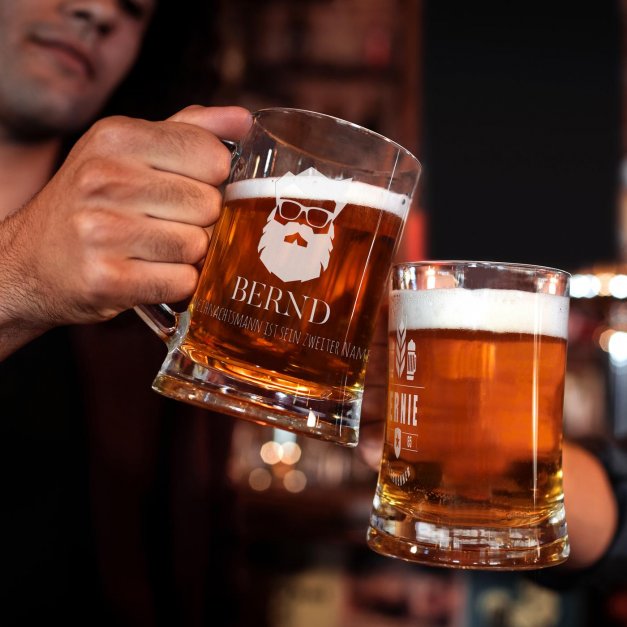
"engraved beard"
258,208,335,283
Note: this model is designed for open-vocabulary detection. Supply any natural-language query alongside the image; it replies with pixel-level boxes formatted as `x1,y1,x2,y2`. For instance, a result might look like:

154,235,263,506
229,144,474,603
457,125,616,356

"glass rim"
393,259,571,279
253,107,421,171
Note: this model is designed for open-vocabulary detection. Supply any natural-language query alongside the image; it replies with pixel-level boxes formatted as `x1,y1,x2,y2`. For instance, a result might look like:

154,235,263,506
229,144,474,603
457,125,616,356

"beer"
368,275,571,569
182,176,408,402
142,107,421,446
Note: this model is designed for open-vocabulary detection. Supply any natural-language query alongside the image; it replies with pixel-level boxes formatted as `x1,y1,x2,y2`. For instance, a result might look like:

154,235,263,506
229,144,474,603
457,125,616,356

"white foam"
389,288,569,339
225,176,410,218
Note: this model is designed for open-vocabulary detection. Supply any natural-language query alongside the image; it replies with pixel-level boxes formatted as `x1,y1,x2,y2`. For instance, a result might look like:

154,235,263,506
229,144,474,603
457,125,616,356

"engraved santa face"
258,169,349,283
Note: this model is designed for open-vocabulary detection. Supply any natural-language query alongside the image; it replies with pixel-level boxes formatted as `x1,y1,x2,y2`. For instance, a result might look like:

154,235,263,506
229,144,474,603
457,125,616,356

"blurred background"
178,1,626,626
34,0,627,627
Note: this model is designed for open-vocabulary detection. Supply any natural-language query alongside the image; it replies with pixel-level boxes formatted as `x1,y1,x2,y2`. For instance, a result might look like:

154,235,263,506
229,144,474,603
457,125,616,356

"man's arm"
0,106,252,360
561,440,619,569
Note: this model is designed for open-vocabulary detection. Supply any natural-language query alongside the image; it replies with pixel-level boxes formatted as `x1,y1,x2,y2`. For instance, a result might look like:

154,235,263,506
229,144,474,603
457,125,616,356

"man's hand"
0,105,252,358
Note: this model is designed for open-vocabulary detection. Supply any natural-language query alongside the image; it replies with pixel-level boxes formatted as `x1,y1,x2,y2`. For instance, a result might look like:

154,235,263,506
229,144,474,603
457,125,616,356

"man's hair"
101,0,220,121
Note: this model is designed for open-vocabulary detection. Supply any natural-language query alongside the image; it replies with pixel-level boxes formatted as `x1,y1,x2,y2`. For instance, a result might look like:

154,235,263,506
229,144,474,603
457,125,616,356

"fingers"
144,106,252,183
82,259,202,316
72,157,223,225
140,173,223,224
78,116,232,186
70,105,252,190
168,105,253,140
154,105,252,181
130,261,200,305
74,208,210,265
17,105,253,327
65,106,254,262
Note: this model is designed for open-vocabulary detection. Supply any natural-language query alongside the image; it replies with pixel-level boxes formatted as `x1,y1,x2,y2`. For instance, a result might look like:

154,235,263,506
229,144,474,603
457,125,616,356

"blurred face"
0,0,155,139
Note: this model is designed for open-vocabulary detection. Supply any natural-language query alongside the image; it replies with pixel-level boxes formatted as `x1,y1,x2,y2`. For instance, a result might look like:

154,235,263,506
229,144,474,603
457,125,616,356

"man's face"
0,0,155,139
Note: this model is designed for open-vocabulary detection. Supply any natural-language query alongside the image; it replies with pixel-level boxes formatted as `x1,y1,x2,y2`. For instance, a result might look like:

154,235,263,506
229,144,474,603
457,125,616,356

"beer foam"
389,288,569,339
225,177,410,218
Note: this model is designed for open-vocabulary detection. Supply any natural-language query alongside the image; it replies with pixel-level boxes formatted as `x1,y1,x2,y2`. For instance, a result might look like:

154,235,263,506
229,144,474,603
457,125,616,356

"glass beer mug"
367,261,571,569
137,108,421,447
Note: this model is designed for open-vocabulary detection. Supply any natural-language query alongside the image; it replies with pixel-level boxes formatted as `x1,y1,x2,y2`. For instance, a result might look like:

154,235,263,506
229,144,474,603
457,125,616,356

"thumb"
168,105,252,141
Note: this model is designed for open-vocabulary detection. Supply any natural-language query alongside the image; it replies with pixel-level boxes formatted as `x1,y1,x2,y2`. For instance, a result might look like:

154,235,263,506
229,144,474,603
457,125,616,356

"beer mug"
137,108,421,447
367,261,571,569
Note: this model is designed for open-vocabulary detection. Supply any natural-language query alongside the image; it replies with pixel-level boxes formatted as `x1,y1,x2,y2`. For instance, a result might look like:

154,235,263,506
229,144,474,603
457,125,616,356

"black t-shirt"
0,313,239,625
530,442,627,593
1,326,85,619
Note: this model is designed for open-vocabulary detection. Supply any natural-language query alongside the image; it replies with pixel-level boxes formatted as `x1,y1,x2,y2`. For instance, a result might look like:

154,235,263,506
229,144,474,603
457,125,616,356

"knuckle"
87,115,135,149
182,184,222,223
80,258,120,304
179,104,205,116
157,229,207,265
138,272,192,305
203,186,223,218
148,232,178,261
166,266,199,301
72,208,120,245
183,182,206,207
189,230,210,263
158,178,204,209
211,143,232,181
154,120,189,152
72,156,124,197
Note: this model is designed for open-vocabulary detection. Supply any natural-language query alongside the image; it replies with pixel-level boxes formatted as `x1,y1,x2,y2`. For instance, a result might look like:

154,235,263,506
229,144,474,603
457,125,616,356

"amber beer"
368,267,571,569
140,108,421,447
181,176,407,416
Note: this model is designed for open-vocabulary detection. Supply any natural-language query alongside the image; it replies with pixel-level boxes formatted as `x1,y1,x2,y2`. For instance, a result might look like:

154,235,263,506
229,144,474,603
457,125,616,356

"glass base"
152,347,361,447
367,492,570,570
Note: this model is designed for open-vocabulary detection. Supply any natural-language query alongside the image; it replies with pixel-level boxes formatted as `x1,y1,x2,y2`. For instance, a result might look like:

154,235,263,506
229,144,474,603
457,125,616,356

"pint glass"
367,261,571,569
138,108,421,446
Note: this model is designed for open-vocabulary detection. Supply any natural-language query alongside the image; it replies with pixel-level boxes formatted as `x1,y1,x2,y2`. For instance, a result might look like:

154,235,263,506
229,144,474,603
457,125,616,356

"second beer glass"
367,261,571,569
138,109,421,446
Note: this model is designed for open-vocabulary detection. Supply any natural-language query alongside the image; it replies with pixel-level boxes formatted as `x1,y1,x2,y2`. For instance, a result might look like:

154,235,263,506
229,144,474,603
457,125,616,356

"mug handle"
135,303,178,342
133,139,241,342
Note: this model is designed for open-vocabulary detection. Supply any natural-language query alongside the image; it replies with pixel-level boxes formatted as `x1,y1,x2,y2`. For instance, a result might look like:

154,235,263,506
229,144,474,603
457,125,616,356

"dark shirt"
0,312,238,626
531,442,627,593
584,443,627,585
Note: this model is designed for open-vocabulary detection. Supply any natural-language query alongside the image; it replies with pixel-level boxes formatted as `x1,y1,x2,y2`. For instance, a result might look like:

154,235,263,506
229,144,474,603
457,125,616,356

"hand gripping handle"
134,140,240,342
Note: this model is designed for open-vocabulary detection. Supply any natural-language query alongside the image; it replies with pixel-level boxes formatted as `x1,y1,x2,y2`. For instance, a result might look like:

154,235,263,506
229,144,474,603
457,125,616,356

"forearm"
0,319,47,361
562,440,619,569
0,211,50,360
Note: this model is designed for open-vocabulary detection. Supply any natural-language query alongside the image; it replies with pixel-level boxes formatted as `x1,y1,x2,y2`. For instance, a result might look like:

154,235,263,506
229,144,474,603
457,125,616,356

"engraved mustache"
279,219,316,244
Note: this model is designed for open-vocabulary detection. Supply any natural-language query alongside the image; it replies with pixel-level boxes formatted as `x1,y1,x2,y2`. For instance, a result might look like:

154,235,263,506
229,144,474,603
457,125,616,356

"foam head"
225,175,410,220
389,288,569,339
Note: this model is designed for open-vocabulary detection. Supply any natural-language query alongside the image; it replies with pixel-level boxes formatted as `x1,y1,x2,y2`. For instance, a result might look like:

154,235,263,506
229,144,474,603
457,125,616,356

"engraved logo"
395,318,407,379
407,339,416,381
258,168,350,283
394,427,401,459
